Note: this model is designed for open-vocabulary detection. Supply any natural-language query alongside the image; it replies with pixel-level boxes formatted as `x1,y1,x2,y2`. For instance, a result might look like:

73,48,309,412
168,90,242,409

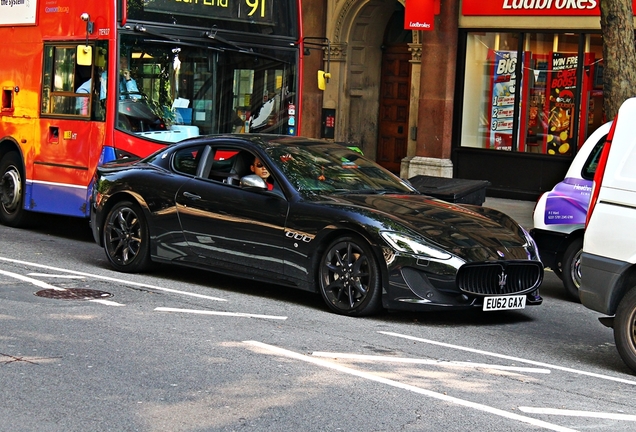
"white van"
580,97,636,373
531,122,610,301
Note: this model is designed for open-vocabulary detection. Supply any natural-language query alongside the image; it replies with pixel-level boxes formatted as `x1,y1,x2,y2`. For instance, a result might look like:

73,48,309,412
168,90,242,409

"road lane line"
0,269,66,291
245,341,577,432
155,307,287,320
0,256,227,302
311,351,551,374
379,331,636,386
27,273,86,279
519,407,636,421
90,299,125,307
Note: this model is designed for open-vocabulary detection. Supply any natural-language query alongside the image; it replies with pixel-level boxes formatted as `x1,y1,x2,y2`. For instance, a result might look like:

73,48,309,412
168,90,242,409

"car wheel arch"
98,191,151,234
556,229,585,267
608,266,636,316
309,226,387,292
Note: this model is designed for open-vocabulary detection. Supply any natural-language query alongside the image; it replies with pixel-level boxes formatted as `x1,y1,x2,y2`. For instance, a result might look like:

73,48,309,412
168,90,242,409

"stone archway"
323,0,421,165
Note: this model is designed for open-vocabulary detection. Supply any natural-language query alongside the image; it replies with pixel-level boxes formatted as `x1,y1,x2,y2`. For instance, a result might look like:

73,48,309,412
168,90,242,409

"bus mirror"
318,70,331,91
77,45,93,66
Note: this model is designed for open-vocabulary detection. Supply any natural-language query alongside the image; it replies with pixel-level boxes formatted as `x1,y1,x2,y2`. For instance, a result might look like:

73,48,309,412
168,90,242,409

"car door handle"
183,191,201,200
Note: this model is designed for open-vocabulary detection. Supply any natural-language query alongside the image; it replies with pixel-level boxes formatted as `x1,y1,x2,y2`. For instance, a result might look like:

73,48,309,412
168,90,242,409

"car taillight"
586,118,616,228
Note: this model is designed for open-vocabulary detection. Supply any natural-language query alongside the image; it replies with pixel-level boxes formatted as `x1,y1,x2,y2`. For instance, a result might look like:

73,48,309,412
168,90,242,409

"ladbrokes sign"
462,0,635,16
404,0,439,31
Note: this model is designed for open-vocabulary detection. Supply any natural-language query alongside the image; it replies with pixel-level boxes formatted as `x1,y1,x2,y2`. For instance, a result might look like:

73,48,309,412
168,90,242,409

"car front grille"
457,261,543,296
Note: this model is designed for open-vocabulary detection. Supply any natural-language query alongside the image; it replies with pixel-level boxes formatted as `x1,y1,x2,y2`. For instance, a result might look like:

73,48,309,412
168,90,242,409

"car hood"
321,194,533,260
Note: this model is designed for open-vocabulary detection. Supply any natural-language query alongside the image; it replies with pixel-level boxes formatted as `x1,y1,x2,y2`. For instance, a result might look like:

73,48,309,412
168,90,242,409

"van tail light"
586,119,617,228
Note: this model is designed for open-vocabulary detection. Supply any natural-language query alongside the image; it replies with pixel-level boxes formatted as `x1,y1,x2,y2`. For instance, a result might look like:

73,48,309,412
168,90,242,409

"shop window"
460,31,604,157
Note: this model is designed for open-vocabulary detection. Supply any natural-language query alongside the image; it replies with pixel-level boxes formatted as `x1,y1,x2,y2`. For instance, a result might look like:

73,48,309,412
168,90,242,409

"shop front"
453,0,612,200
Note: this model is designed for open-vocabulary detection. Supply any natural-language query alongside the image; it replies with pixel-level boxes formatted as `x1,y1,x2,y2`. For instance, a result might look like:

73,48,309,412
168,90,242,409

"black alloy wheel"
103,201,151,273
318,235,382,316
614,287,636,373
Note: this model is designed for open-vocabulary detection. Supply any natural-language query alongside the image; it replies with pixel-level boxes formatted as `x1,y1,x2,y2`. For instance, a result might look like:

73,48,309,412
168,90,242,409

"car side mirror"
240,174,268,190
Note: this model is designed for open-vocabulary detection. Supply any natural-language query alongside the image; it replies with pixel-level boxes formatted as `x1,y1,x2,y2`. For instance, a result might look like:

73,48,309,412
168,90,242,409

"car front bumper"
382,256,543,312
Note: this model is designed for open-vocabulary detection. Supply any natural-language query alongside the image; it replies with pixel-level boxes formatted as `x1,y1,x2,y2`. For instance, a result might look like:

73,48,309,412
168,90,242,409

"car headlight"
380,231,452,260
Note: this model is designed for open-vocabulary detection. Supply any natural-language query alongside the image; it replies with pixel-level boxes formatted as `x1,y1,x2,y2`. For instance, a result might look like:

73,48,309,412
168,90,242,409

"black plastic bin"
408,175,490,206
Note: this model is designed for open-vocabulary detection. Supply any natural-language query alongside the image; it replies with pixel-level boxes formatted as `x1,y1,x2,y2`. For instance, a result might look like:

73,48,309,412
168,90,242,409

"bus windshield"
117,33,298,142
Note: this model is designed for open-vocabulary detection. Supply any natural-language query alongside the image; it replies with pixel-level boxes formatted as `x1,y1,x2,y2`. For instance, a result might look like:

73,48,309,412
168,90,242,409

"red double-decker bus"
0,0,303,226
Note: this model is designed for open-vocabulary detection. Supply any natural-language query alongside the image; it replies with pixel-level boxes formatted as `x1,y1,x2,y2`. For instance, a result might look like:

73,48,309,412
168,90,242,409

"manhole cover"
35,289,113,300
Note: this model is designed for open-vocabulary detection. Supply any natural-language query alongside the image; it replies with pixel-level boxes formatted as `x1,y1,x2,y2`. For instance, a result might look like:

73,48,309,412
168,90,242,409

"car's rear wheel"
0,151,31,227
562,238,583,302
103,201,151,273
318,235,382,316
614,287,636,373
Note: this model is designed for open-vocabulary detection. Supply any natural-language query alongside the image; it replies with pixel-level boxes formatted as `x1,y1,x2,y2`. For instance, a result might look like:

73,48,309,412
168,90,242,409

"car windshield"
266,143,416,196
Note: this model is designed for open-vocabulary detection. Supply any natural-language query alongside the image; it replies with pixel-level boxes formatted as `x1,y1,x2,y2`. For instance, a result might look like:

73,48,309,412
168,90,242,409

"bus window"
41,42,108,120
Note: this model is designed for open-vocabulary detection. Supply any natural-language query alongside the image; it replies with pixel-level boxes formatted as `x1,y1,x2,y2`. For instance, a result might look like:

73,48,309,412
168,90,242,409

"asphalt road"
1,209,635,432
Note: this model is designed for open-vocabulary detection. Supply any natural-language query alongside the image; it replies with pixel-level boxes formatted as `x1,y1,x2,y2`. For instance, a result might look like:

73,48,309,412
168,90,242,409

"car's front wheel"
318,235,382,316
103,201,151,273
614,287,636,373
562,238,583,302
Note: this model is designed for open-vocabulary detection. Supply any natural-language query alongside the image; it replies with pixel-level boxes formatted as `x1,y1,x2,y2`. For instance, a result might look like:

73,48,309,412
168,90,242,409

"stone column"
406,0,459,179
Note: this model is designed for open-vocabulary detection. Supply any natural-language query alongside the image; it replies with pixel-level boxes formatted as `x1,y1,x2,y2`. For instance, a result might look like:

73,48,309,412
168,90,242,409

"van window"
582,134,608,181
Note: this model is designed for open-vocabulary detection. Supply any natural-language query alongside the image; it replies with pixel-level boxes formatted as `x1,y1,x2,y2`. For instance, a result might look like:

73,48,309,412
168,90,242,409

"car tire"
614,287,636,373
103,200,152,273
0,151,31,227
562,238,583,302
318,235,382,316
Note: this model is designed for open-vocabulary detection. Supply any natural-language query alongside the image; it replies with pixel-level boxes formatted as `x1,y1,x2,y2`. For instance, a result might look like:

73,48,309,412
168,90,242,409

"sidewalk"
483,197,536,230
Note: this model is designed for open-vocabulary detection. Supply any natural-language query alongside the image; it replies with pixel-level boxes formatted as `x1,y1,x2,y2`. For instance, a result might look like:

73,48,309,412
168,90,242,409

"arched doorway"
377,9,412,173
323,0,417,173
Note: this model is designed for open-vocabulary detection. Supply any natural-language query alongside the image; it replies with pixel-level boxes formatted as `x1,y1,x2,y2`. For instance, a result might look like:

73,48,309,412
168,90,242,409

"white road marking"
0,269,66,291
155,307,287,320
0,257,227,302
245,341,577,432
311,351,551,374
27,273,86,279
380,331,636,386
519,407,636,421
90,299,125,307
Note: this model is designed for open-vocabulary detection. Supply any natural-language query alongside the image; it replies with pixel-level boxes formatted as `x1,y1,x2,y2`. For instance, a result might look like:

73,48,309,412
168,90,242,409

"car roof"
177,134,330,151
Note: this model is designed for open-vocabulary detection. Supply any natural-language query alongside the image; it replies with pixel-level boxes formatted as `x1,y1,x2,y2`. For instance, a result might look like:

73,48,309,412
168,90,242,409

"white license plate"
483,295,526,311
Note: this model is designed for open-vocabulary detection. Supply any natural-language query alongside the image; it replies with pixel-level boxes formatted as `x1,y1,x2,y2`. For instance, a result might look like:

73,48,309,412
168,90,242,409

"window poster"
488,50,517,151
545,52,577,156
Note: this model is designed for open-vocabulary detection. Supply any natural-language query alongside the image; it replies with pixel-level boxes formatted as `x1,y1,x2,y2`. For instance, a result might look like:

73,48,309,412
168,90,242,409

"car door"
175,145,289,280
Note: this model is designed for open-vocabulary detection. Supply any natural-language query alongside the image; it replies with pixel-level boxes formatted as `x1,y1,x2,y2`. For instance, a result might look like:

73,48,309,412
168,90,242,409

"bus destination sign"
144,0,274,24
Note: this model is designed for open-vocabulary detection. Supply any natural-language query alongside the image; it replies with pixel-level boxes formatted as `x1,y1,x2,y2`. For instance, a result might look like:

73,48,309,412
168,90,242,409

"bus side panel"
29,120,106,217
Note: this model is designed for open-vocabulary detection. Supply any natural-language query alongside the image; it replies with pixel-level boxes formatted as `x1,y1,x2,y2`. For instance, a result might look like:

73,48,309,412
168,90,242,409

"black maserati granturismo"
91,134,543,316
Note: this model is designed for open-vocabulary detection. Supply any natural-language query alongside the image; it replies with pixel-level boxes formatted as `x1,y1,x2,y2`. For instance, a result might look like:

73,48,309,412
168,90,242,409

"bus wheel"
614,287,636,373
0,151,29,227
103,200,152,273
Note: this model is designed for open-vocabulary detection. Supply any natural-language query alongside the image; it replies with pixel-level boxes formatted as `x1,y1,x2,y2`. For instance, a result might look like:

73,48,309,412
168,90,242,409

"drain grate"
35,289,113,300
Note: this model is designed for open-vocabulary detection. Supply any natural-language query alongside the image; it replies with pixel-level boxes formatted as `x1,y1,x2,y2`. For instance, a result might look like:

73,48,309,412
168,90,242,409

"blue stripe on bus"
26,181,90,218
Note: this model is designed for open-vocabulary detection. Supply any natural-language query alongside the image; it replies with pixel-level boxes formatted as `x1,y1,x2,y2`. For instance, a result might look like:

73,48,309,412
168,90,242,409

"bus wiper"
204,26,252,53
134,25,182,43
202,26,290,64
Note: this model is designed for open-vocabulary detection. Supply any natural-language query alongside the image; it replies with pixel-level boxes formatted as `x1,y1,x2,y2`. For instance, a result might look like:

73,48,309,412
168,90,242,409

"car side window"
198,147,251,185
173,145,204,176
582,134,608,180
